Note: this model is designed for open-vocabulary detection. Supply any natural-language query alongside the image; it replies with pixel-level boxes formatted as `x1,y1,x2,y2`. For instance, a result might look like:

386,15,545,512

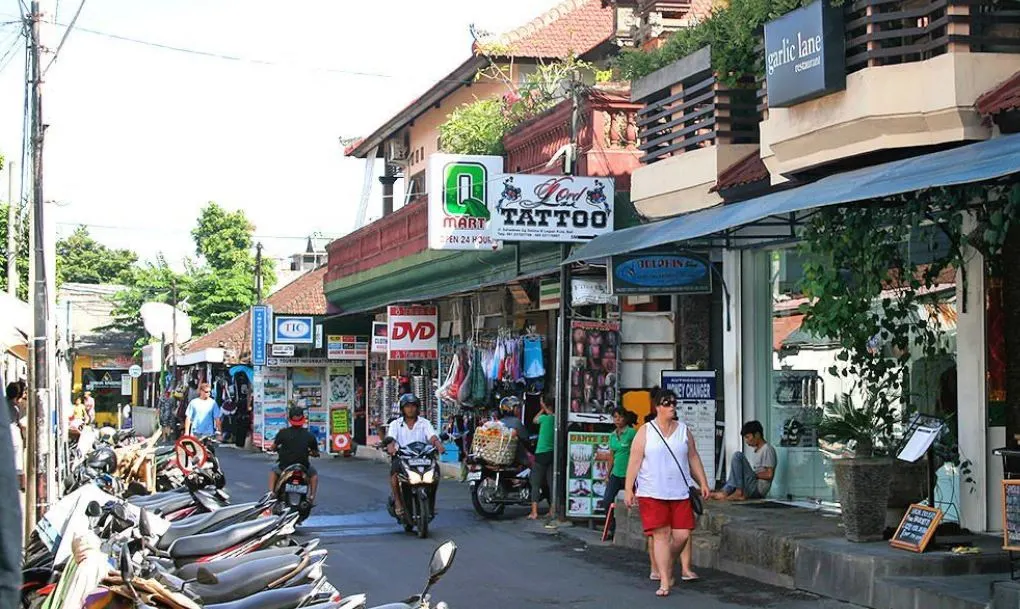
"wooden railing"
635,68,760,165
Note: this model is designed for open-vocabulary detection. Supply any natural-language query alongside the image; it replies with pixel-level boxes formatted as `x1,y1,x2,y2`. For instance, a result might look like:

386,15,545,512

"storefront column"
957,213,992,532
722,248,744,461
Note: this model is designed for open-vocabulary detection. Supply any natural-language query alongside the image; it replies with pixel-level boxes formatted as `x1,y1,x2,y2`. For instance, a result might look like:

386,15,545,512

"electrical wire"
44,0,86,75
0,24,25,74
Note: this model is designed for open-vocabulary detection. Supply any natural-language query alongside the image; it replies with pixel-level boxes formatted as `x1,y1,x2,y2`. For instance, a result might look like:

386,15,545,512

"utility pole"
552,73,581,522
255,242,263,302
7,160,16,296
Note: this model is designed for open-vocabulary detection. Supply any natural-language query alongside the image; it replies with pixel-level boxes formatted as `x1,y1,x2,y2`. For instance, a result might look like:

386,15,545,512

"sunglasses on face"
659,400,677,407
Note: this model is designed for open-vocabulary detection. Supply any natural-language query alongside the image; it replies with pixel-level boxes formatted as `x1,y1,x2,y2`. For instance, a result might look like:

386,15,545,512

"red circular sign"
174,435,208,475
332,434,351,452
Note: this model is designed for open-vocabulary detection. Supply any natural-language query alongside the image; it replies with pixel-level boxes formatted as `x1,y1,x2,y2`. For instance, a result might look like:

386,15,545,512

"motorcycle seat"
155,445,175,457
147,493,195,515
204,583,315,609
368,604,413,609
169,516,281,560
185,554,304,604
173,544,304,580
157,502,258,550
129,488,188,506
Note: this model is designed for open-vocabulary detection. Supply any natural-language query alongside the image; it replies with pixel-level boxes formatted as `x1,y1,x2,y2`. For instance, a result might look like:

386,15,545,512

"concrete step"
875,574,1003,609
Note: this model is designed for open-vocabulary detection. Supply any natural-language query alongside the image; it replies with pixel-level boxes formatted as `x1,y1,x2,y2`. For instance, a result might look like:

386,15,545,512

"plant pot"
885,458,929,529
833,457,893,542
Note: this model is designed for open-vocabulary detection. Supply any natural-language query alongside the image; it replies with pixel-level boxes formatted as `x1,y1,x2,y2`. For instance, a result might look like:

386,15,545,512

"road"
215,446,851,609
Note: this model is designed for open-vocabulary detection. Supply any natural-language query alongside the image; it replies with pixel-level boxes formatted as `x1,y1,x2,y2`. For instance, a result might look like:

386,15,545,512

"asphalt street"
216,446,853,609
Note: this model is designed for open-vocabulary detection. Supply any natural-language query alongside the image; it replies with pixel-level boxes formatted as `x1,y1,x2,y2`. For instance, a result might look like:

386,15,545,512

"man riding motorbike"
385,394,444,517
269,407,320,504
495,396,532,467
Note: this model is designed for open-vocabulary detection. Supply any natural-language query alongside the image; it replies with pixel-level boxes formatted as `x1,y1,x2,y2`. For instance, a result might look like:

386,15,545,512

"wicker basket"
472,432,518,466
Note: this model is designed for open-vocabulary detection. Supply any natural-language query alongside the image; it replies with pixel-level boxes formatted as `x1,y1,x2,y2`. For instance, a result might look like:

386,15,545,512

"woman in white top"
625,389,710,597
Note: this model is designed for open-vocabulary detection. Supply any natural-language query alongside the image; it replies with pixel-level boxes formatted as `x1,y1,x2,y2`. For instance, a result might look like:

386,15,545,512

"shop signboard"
387,305,438,360
252,366,265,448
661,370,718,485
327,335,368,360
260,368,288,448
90,355,136,370
426,153,504,251
609,252,713,295
764,0,846,107
572,277,614,306
120,374,132,396
251,305,269,366
274,315,314,344
566,432,612,518
267,356,331,367
141,342,162,373
490,175,615,242
371,322,388,353
568,321,620,414
328,364,355,454
271,344,295,357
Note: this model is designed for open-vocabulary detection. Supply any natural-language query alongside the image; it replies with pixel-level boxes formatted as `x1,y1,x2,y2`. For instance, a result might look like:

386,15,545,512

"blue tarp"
565,133,1020,264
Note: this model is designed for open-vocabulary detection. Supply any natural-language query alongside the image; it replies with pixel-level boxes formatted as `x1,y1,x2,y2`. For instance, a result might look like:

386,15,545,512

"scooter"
342,540,458,609
273,463,314,523
382,439,441,539
466,454,547,519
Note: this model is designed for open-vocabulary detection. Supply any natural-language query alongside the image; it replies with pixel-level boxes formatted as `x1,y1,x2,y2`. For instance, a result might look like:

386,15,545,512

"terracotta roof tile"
976,70,1020,116
484,0,616,58
183,266,329,363
712,148,769,192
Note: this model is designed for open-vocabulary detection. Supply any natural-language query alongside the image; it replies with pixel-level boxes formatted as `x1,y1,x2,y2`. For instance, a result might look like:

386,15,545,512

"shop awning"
564,132,1020,264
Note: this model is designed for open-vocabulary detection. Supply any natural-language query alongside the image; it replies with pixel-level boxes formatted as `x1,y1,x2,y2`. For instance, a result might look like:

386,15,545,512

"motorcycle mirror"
138,509,151,538
119,544,134,582
426,540,457,587
85,501,102,518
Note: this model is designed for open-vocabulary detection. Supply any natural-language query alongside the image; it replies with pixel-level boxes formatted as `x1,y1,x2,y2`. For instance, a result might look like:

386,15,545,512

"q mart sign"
387,305,438,360
427,154,504,251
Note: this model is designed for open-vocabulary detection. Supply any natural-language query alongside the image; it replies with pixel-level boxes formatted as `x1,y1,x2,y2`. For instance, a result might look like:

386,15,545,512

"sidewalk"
614,498,1014,609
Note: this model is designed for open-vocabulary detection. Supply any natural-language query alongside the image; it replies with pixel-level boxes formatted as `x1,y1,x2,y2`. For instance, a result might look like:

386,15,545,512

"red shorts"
638,497,695,534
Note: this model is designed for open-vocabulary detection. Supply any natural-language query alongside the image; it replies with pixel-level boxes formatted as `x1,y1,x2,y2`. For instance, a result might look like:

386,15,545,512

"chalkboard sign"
890,503,943,552
1002,480,1020,551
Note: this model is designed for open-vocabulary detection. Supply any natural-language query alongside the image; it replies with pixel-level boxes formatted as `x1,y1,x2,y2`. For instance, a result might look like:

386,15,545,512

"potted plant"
816,390,896,542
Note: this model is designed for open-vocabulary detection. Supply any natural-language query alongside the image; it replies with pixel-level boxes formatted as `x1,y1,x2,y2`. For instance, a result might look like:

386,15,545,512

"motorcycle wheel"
416,494,430,539
471,478,506,519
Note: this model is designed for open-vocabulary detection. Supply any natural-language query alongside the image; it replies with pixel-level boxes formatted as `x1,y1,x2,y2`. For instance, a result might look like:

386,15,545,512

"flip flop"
655,588,670,597
682,574,700,582
650,573,661,581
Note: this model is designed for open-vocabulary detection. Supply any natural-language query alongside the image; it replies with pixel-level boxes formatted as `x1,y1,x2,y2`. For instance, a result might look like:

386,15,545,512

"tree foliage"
0,201,29,300
56,225,138,285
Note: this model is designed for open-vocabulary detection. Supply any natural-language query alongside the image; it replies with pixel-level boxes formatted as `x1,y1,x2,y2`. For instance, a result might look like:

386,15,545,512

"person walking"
625,389,710,597
528,393,555,521
184,383,221,438
83,391,95,426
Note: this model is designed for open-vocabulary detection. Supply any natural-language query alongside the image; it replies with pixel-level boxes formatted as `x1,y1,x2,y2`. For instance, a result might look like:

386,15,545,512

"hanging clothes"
470,347,487,404
523,336,545,379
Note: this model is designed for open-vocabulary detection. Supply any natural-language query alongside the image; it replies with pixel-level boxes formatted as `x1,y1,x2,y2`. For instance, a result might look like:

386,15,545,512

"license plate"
466,471,481,481
285,484,308,494
408,458,431,467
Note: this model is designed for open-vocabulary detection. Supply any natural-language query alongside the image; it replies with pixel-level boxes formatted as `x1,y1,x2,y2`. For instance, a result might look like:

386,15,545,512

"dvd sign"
491,175,614,242
387,305,438,360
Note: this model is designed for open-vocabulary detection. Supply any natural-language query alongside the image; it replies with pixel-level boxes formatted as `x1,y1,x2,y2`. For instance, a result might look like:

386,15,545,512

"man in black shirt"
270,407,320,503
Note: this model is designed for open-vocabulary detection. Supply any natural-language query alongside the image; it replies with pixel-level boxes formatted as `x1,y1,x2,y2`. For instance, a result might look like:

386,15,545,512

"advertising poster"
328,364,355,453
327,335,368,360
387,305,439,360
292,367,327,452
371,322,388,353
426,153,504,251
568,321,620,414
490,175,614,242
661,370,718,485
261,368,288,449
567,432,612,518
252,367,264,448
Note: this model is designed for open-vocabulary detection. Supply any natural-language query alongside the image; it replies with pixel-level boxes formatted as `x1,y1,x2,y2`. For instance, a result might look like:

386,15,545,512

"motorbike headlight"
421,469,435,484
407,471,423,485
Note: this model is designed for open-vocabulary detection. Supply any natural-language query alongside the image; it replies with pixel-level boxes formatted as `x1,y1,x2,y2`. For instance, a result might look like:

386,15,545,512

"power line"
44,0,86,75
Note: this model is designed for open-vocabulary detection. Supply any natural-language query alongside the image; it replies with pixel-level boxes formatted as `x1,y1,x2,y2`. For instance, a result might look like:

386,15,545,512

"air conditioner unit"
387,140,409,165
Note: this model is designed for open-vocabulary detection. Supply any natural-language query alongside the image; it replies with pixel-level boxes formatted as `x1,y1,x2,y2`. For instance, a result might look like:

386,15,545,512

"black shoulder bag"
649,422,704,516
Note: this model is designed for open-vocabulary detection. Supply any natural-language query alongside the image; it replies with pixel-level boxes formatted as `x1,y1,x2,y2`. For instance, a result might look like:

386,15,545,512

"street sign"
252,305,269,366
174,435,208,476
128,365,142,378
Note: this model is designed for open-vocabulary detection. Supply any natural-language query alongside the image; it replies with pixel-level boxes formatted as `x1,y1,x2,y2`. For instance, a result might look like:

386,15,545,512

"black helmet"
86,447,117,475
499,396,521,415
398,394,421,411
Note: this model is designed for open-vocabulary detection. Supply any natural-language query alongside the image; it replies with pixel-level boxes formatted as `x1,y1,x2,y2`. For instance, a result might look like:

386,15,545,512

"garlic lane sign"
490,175,615,242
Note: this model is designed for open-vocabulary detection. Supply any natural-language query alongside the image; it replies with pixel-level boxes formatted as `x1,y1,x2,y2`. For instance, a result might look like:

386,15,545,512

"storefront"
77,354,137,427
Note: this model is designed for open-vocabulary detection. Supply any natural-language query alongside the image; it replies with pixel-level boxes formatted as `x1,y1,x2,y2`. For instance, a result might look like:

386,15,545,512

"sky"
0,0,563,269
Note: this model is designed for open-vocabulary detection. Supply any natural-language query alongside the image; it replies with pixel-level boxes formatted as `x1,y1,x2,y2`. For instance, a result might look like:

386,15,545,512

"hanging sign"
371,322,389,353
427,153,504,251
251,305,269,366
327,335,368,360
490,175,614,242
609,252,713,295
387,305,438,360
274,315,314,344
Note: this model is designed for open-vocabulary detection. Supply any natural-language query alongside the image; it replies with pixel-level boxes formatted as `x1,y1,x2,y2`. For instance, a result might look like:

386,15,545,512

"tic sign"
387,305,438,360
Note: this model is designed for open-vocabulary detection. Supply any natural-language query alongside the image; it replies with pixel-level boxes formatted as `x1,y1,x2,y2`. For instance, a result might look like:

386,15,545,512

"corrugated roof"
976,70,1020,116
183,266,329,362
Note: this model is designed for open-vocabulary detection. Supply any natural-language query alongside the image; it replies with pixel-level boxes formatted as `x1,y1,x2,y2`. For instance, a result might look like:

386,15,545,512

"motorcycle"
342,540,457,609
466,453,547,519
273,463,314,523
382,439,441,539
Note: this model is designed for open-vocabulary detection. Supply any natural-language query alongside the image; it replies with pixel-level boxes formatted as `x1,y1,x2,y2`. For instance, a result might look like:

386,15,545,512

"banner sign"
371,322,388,353
491,175,614,242
327,335,368,360
609,252,713,295
661,370,718,484
252,305,269,366
274,315,314,344
566,432,612,518
387,305,438,360
427,153,504,251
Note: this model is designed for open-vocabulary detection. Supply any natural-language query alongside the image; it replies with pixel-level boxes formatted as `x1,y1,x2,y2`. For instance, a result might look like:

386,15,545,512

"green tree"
56,225,138,285
0,201,29,300
105,255,188,351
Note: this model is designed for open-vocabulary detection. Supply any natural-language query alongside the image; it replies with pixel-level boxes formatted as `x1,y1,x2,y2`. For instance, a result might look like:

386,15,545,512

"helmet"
398,394,421,411
86,447,118,475
288,407,306,426
498,396,521,416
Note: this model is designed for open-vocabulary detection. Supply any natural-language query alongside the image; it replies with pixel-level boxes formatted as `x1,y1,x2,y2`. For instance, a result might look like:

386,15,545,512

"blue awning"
565,133,1020,264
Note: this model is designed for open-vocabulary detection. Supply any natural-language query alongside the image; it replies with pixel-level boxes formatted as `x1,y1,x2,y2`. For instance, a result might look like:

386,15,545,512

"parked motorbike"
273,463,314,523
382,439,441,538
466,453,547,518
343,540,457,609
